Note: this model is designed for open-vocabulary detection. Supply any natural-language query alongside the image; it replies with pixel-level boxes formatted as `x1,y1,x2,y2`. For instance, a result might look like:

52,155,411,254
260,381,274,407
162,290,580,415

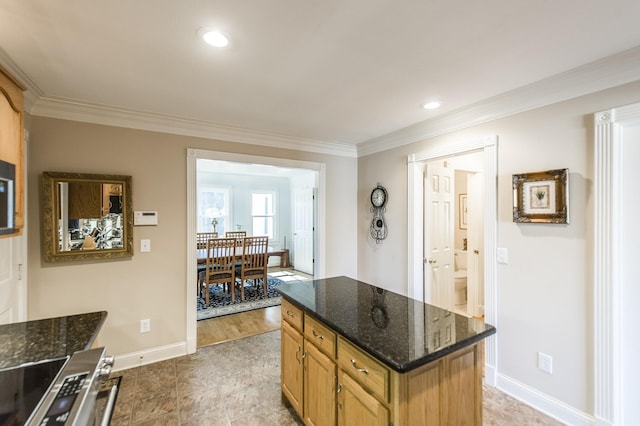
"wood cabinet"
338,338,389,404
304,340,336,426
336,337,483,426
280,298,485,426
281,319,304,417
281,299,337,426
337,370,389,426
0,65,25,237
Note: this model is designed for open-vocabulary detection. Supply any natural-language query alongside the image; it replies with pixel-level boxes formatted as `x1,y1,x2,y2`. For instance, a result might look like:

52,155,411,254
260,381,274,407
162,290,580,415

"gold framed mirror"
41,172,133,262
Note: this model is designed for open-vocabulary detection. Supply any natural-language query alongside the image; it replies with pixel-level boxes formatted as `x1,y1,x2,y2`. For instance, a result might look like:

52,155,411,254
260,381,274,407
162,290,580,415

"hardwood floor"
197,305,282,348
197,267,311,348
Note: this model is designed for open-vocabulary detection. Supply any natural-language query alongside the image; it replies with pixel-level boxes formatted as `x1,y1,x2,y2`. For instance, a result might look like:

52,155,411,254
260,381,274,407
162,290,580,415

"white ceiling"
2,0,640,155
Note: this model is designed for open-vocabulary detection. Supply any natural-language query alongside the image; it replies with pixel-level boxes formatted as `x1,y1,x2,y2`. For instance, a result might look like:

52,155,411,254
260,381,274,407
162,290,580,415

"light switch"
141,239,151,253
497,247,508,264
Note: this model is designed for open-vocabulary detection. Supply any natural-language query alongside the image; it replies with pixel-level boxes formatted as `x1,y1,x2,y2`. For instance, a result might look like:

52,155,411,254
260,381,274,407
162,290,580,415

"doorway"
195,158,316,271
185,149,327,354
407,135,498,385
423,152,484,317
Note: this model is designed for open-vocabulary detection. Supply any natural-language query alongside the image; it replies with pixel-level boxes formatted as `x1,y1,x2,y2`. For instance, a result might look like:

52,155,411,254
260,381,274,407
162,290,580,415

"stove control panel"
39,373,88,425
27,347,107,426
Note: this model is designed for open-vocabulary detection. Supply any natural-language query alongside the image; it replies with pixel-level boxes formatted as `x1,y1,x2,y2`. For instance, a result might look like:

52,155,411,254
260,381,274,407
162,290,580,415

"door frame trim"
593,103,640,425
407,134,498,385
185,148,326,354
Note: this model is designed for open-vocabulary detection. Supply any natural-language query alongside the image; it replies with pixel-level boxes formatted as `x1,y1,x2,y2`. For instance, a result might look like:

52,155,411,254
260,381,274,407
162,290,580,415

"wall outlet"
140,239,151,253
140,319,151,333
538,352,553,374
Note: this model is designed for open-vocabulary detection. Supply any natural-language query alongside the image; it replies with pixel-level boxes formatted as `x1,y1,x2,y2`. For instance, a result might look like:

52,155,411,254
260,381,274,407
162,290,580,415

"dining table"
196,246,290,267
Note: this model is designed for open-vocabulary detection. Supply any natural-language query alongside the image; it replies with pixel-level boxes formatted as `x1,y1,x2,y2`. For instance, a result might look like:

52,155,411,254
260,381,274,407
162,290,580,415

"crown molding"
29,97,358,158
0,48,44,112
1,47,355,157
2,48,356,157
357,46,640,157
5,45,640,159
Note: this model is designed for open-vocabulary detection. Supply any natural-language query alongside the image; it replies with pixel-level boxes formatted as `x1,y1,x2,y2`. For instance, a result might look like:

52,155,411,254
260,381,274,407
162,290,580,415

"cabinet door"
281,320,304,417
304,340,336,426
338,370,389,426
0,69,24,234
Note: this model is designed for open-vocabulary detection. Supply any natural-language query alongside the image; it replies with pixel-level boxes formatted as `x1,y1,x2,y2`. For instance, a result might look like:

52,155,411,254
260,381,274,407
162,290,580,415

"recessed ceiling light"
422,101,441,110
198,27,229,48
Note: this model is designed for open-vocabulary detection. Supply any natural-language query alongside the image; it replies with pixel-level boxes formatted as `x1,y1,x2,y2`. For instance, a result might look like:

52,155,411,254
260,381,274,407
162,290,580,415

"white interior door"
467,172,484,317
0,235,24,324
293,187,314,275
424,160,454,310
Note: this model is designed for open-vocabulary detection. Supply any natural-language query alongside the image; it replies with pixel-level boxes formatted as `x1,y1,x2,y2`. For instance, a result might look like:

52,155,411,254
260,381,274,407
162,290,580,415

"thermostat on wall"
134,211,158,226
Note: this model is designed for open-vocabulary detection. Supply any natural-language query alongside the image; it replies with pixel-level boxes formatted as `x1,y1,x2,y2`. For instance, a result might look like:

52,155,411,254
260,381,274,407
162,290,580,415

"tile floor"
110,330,563,426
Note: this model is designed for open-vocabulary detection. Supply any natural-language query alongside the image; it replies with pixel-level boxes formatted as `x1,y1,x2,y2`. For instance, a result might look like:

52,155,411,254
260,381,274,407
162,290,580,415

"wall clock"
369,184,388,243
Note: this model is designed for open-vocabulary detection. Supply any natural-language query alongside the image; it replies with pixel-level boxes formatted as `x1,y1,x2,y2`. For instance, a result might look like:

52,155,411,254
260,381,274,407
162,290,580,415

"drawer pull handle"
312,330,324,340
286,310,296,317
351,359,369,375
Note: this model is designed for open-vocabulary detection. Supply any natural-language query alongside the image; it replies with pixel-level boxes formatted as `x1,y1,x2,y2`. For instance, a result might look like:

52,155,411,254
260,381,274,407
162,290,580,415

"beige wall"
357,81,640,416
26,117,357,355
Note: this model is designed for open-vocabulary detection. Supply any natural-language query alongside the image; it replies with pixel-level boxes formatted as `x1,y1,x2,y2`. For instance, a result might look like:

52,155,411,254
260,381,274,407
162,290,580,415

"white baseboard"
496,373,594,425
112,342,188,372
484,363,497,387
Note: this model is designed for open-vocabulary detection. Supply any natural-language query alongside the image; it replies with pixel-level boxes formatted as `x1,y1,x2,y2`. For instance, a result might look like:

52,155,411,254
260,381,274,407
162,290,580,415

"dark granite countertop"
276,276,495,373
0,311,107,369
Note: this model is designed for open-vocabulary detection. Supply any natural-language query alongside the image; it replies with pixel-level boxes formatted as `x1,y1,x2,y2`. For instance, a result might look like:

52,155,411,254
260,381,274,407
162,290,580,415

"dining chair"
199,237,238,306
197,232,219,249
196,232,219,296
225,231,247,269
235,236,269,301
225,231,246,241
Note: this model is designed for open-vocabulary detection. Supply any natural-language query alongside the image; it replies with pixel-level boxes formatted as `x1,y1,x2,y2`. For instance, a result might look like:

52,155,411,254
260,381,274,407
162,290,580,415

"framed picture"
459,194,468,229
512,168,569,223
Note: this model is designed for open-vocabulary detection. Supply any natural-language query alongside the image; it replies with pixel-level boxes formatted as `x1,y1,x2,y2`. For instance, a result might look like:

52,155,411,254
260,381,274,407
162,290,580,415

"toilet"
454,249,468,305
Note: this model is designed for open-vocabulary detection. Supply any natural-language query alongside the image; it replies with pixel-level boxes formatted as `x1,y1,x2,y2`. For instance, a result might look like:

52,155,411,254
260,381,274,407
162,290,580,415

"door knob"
428,258,437,264
474,250,479,254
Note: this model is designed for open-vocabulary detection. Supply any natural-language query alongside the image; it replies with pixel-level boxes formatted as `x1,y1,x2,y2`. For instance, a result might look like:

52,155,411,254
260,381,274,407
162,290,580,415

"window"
251,192,275,238
197,187,230,233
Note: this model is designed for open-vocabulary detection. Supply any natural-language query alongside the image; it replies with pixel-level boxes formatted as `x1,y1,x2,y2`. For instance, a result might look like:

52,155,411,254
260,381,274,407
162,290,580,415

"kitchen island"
0,311,107,369
277,276,496,426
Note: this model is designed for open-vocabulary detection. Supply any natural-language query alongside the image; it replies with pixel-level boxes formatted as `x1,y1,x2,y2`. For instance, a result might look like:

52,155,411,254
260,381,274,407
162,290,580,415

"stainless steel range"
0,347,117,426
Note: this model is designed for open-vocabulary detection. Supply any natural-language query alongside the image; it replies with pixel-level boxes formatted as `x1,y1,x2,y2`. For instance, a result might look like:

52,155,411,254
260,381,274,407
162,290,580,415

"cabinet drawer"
338,338,389,403
281,298,303,331
304,315,336,358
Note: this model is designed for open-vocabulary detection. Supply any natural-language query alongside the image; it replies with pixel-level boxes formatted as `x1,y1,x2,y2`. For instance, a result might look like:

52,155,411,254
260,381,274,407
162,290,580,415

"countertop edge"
84,311,108,349
279,293,495,373
0,311,109,369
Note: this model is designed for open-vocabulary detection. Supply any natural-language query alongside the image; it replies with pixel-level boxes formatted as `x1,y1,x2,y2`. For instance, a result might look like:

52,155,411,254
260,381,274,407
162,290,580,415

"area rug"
197,277,285,321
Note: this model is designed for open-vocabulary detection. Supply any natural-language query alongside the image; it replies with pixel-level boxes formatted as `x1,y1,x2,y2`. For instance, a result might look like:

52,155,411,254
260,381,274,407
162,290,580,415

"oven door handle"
100,384,119,426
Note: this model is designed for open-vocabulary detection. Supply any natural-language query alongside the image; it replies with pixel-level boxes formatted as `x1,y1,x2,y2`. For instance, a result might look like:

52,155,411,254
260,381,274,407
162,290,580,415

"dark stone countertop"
0,311,107,369
277,276,496,373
